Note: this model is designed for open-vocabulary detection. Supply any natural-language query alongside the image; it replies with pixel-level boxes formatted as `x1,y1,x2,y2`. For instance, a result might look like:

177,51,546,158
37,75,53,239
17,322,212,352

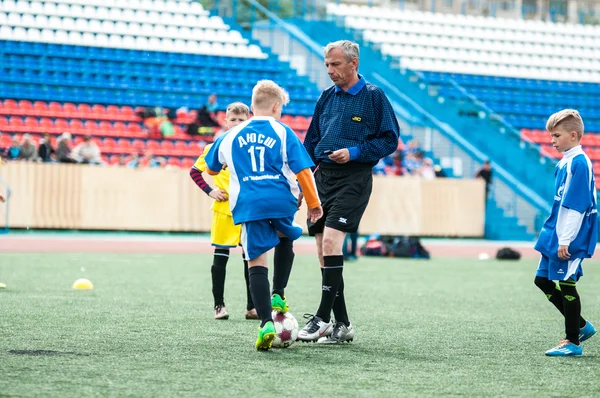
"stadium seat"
48,102,63,118
63,102,78,118
39,117,55,133
33,101,49,116
9,116,26,132
18,100,33,116
167,157,181,167
173,141,188,157
132,139,145,153
113,122,127,135
69,119,84,134
181,157,195,169
54,118,69,134
0,116,8,129
159,140,175,156
101,138,117,153
116,139,131,154
146,140,160,152
78,103,93,119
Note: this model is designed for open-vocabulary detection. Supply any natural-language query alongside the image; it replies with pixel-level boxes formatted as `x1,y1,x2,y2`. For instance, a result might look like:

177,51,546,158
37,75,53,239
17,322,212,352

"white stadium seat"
0,0,266,58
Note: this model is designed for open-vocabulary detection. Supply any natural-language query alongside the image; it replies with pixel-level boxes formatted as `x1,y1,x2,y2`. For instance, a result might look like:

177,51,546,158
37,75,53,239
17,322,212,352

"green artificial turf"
1,253,600,397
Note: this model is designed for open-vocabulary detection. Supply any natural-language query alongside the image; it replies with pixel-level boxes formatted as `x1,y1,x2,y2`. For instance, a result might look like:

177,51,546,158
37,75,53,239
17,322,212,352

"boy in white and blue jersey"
534,109,598,357
205,80,323,350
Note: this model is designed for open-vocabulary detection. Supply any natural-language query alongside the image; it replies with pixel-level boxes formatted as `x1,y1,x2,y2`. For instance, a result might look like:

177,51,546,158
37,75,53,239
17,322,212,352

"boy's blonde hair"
546,109,584,139
225,102,249,118
251,80,290,110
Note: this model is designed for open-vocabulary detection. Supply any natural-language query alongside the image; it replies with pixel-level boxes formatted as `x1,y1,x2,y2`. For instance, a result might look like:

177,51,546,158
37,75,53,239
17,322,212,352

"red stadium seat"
167,157,181,167
63,102,77,118
18,100,33,116
78,103,93,119
120,106,137,121
0,116,8,128
24,117,40,132
113,122,127,135
106,105,120,117
131,139,145,152
181,157,195,169
9,117,26,132
98,121,114,136
173,141,188,157
48,102,63,118
84,120,99,135
0,133,11,147
33,101,49,117
39,118,55,133
91,104,106,118
146,140,160,152
116,139,131,154
3,99,18,114
126,123,143,137
68,119,85,134
101,138,117,153
158,140,174,156
54,118,69,134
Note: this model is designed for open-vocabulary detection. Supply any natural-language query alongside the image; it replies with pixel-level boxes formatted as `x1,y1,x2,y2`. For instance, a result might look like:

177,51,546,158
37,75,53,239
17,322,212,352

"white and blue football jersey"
535,145,598,259
204,116,315,224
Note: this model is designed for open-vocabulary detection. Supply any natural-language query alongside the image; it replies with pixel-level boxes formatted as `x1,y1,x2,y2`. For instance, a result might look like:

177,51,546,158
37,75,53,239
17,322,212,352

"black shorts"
307,162,373,235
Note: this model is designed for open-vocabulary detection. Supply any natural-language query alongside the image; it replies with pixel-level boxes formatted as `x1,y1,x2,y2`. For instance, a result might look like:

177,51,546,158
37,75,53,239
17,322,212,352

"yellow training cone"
0,282,6,289
72,278,94,290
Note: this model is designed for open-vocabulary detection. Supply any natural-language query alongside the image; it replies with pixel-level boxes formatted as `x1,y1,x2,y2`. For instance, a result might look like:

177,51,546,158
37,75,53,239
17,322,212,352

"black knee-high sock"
559,280,582,345
248,266,273,327
315,255,344,323
534,277,586,328
332,276,349,326
272,237,294,298
211,248,229,307
243,259,254,310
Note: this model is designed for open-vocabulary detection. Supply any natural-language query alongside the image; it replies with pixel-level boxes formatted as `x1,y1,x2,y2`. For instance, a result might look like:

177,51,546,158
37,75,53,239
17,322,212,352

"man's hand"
328,149,350,164
308,206,323,223
297,192,304,209
209,188,228,202
558,245,571,260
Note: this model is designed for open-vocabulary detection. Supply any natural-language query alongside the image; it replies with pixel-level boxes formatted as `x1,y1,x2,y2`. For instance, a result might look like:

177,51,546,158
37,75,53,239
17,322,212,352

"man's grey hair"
324,40,360,63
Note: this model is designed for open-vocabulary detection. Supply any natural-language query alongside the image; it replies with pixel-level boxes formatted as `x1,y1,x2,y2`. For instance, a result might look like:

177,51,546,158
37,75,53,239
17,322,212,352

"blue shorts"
240,216,303,261
536,254,584,282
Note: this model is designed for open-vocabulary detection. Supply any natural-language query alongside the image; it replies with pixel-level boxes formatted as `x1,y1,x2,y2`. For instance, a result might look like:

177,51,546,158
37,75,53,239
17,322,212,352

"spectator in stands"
126,153,142,168
56,133,77,163
114,155,129,167
38,134,56,162
19,134,38,162
6,137,21,160
72,135,102,165
142,151,166,168
434,164,447,178
404,149,424,175
417,158,436,180
205,93,219,113
475,160,493,196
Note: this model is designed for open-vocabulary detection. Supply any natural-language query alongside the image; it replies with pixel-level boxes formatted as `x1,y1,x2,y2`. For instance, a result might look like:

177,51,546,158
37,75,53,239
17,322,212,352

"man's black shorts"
307,162,373,235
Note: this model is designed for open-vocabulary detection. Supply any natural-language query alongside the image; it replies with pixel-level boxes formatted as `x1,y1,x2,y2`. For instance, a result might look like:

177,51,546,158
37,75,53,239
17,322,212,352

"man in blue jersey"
204,80,323,350
534,109,598,357
299,40,400,344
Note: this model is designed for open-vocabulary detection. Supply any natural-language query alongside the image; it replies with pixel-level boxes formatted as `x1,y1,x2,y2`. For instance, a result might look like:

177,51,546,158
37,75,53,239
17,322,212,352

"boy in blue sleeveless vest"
534,109,598,357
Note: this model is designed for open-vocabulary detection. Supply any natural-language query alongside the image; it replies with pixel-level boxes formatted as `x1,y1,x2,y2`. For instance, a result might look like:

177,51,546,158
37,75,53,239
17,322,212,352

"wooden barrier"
0,162,485,236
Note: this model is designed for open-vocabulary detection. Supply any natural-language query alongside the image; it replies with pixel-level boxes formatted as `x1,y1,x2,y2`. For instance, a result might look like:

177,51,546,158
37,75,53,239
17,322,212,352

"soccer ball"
271,311,299,348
